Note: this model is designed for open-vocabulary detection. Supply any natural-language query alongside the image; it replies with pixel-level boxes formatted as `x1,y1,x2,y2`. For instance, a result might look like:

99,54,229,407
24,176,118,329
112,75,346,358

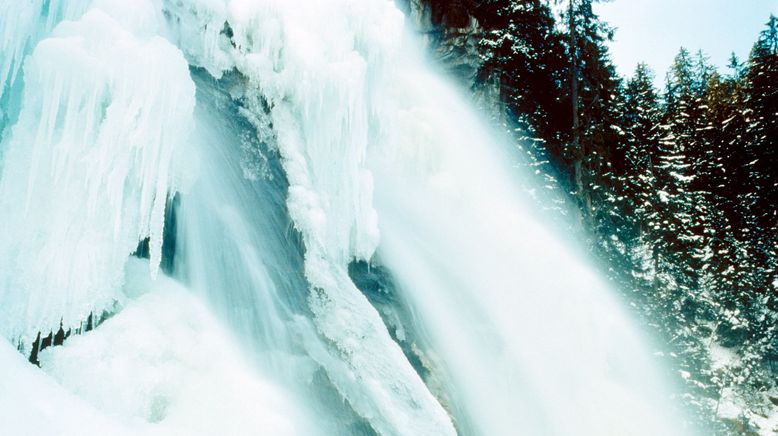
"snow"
717,386,778,436
753,413,778,436
709,342,738,371
669,171,696,183
0,258,311,436
708,343,777,435
0,4,195,345
0,338,133,436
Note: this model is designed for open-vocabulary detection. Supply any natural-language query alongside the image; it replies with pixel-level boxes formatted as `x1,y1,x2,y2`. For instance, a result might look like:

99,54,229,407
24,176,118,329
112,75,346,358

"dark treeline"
421,0,777,433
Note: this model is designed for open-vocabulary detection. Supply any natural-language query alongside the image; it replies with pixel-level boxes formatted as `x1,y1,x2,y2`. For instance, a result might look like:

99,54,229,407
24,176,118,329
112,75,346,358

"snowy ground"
0,259,311,436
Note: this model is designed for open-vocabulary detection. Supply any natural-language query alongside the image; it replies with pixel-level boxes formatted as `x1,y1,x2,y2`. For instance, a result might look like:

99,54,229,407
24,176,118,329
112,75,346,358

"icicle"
0,7,195,343
0,0,92,140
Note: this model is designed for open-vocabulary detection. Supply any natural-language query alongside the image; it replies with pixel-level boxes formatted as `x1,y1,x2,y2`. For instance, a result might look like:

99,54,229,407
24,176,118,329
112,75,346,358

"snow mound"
8,258,310,436
0,338,132,436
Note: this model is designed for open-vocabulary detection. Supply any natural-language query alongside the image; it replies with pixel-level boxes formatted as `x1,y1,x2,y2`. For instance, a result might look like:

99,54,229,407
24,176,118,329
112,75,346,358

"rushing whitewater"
0,1,690,435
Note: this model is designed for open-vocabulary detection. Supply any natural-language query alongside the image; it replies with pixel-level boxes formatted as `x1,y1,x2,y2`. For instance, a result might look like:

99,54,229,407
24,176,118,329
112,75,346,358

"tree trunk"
569,1,589,225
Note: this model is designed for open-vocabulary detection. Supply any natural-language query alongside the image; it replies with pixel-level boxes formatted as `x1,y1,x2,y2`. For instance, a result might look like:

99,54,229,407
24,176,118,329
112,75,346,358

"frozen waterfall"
0,0,692,435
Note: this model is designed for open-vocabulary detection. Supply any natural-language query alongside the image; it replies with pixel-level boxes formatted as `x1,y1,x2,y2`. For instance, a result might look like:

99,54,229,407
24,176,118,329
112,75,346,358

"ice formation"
0,2,195,344
0,1,694,435
0,0,92,140
162,2,457,434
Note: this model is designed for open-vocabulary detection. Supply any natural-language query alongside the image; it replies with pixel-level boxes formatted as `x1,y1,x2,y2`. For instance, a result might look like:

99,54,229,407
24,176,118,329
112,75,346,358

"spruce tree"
744,15,778,241
738,13,778,403
477,0,568,155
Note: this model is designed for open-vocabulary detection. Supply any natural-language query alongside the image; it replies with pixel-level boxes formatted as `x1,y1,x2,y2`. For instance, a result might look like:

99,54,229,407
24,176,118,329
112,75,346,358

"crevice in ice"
24,309,115,366
133,193,181,275
220,21,237,49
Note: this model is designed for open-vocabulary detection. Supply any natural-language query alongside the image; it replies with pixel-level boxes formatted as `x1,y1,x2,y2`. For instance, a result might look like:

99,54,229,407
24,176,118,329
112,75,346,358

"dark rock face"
398,0,504,123
427,0,476,28
400,0,482,83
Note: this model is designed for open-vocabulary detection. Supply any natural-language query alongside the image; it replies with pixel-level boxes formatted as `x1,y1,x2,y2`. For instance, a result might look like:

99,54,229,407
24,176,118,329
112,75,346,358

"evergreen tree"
616,64,662,277
560,0,623,236
737,13,778,403
620,63,662,213
477,0,568,155
654,48,708,298
743,15,778,243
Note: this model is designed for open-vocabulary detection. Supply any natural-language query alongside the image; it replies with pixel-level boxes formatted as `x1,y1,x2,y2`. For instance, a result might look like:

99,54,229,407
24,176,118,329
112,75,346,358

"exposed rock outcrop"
397,0,505,124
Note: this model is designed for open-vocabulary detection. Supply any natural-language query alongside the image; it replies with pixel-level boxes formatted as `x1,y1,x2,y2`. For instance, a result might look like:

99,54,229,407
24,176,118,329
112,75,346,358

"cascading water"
0,1,693,435
368,62,690,435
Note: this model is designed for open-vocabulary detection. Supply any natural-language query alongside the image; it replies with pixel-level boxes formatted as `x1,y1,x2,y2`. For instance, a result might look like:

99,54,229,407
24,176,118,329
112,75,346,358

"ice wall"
0,3,195,344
